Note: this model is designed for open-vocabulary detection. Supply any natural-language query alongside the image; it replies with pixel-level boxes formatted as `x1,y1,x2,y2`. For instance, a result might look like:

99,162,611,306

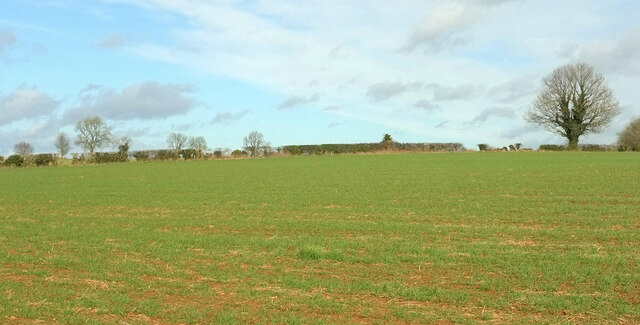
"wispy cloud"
278,94,319,109
366,82,422,102
212,109,250,125
413,100,440,111
471,107,516,124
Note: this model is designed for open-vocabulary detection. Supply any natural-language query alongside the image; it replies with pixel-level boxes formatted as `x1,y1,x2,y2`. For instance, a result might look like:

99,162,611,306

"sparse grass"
0,152,639,323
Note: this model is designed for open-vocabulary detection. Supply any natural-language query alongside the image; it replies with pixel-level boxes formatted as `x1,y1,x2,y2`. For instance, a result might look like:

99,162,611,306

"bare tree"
618,117,640,151
189,136,208,158
243,131,269,157
75,116,112,155
167,133,189,152
525,63,620,150
55,132,72,158
14,141,34,155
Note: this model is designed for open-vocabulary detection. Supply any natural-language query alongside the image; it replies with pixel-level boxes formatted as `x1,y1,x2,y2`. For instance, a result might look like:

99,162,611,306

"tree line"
2,63,639,167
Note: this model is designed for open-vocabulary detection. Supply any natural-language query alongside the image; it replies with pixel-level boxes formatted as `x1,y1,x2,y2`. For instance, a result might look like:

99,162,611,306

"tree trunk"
567,136,579,150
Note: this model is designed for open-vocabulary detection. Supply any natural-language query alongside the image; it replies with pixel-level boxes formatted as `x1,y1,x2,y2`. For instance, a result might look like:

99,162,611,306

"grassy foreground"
0,152,638,324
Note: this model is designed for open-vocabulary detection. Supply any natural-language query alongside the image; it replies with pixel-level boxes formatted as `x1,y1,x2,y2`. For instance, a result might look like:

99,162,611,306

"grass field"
1,152,639,324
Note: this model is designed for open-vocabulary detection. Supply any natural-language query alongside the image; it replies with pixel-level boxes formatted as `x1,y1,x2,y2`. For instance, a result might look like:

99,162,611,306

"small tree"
618,117,640,151
167,133,189,152
525,63,620,150
55,132,72,158
477,144,490,151
243,131,269,157
14,141,34,155
112,136,132,153
189,136,208,158
75,116,112,155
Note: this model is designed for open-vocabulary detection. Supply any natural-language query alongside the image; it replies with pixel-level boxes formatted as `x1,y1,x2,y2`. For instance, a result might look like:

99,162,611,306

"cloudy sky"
1,0,639,154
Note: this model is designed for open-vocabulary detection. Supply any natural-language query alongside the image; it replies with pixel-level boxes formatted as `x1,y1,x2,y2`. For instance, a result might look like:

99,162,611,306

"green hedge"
93,152,128,163
3,155,24,167
34,154,55,166
538,144,566,151
282,142,464,155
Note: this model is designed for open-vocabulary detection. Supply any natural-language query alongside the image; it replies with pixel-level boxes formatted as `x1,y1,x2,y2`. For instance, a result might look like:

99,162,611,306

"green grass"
0,152,639,324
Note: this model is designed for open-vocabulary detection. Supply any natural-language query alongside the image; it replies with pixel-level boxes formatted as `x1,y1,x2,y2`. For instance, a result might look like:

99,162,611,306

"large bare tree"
14,141,34,155
525,63,620,150
167,133,189,152
75,116,112,155
55,132,72,158
189,136,208,158
243,131,269,157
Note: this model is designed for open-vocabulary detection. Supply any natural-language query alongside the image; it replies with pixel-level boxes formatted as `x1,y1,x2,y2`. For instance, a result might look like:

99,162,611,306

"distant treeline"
537,144,622,152
281,142,464,155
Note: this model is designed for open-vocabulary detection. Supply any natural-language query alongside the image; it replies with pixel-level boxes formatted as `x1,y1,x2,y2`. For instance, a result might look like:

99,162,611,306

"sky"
1,0,639,155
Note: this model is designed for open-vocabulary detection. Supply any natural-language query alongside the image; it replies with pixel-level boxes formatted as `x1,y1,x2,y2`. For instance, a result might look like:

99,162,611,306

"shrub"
0,155,3,164
580,144,615,152
34,153,55,166
538,144,565,151
231,149,248,157
133,151,151,161
93,152,128,163
4,155,24,167
213,150,223,158
72,154,86,165
618,118,640,151
477,144,490,151
155,150,179,160
180,149,197,160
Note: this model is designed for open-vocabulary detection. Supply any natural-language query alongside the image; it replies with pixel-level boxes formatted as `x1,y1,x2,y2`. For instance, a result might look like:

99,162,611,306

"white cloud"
63,82,197,122
0,87,59,126
578,29,640,76
488,76,537,103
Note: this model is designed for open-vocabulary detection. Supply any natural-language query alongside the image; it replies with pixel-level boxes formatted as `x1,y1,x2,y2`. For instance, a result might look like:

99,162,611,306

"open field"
1,152,639,324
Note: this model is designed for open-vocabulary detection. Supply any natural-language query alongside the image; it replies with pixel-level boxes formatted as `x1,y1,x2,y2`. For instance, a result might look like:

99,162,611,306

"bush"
133,151,151,161
4,155,24,167
538,144,565,151
34,153,55,166
180,149,197,160
155,150,179,160
213,150,223,158
580,144,615,152
477,144,490,151
93,152,128,163
618,118,640,151
72,154,86,165
0,155,4,164
231,149,248,157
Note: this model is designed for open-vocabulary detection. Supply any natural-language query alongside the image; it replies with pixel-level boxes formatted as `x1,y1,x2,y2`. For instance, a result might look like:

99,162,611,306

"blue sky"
1,0,639,154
